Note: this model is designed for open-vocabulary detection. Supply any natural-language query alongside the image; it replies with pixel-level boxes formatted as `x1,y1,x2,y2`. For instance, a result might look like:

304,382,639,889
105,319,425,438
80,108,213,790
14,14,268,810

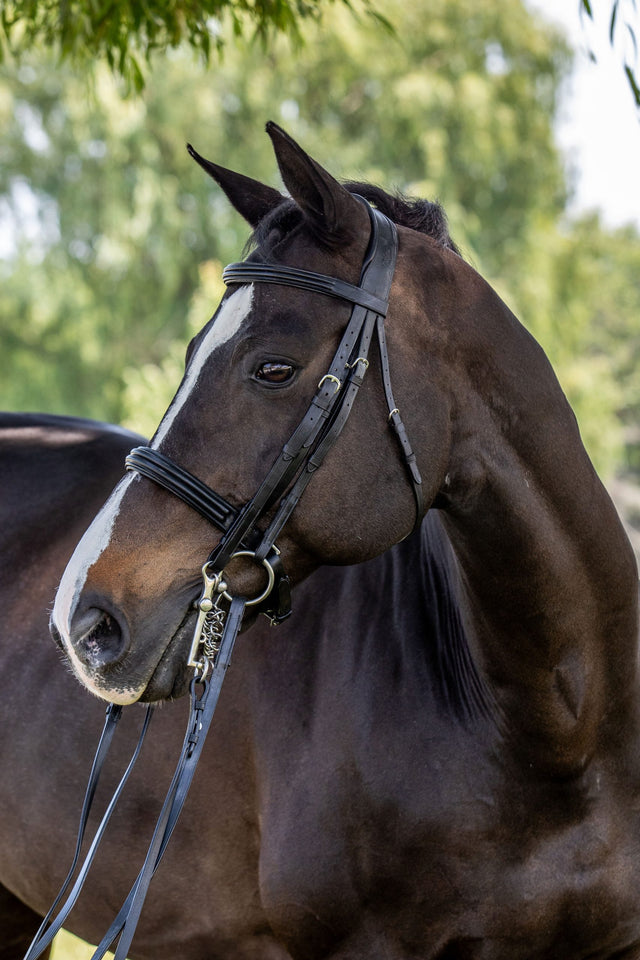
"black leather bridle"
25,199,425,960
125,199,423,629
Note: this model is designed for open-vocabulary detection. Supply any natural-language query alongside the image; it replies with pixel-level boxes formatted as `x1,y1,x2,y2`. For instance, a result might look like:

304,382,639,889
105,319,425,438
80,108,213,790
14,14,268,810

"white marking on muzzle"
52,474,134,644
51,285,254,699
152,284,254,448
65,648,144,704
53,285,253,643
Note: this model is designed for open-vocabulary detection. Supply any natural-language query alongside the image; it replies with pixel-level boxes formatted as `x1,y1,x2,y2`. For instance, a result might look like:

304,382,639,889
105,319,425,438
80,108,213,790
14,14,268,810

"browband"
222,262,389,316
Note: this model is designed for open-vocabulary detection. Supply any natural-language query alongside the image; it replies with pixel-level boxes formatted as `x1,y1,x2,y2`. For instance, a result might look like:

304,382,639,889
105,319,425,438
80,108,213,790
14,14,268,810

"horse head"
51,124,465,703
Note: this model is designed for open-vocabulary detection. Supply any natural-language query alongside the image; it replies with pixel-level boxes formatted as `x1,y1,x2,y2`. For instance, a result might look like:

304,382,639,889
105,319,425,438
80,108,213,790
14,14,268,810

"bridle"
125,198,423,648
24,198,424,960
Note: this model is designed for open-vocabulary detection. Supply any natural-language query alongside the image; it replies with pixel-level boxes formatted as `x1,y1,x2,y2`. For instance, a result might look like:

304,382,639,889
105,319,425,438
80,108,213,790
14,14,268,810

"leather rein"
24,200,423,959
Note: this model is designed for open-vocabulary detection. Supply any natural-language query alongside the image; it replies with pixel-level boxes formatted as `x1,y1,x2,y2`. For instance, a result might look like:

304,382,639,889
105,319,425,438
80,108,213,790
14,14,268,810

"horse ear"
187,143,284,228
265,122,368,244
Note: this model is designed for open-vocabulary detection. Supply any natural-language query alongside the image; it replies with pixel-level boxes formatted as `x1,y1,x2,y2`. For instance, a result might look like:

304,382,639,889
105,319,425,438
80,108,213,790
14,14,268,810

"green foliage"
0,53,229,424
0,0,382,92
491,212,640,480
120,260,226,437
0,0,638,485
580,0,640,107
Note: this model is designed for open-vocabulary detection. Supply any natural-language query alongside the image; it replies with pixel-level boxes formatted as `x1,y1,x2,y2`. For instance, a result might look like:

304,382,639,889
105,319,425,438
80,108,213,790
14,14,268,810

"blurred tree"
0,0,388,92
0,0,570,419
0,57,220,421
495,213,640,478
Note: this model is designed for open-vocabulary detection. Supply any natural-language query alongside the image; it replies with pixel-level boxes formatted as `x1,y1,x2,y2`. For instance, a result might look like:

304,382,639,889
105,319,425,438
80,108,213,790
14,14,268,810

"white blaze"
52,284,255,651
152,284,254,448
52,474,134,640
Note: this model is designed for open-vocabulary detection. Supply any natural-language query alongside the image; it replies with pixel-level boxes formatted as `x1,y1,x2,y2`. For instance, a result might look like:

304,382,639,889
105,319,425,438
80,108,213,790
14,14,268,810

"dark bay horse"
2,123,640,958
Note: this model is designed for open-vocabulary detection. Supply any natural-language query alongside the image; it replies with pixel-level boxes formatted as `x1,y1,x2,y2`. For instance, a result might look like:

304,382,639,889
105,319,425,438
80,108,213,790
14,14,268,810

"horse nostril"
70,605,128,668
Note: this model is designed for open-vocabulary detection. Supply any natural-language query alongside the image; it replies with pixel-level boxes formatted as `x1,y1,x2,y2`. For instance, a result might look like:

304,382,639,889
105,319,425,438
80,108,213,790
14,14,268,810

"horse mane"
343,182,460,255
420,514,492,724
249,182,460,256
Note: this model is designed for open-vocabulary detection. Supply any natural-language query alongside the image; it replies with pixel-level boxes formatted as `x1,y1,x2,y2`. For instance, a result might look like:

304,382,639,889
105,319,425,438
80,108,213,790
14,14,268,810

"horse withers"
3,125,640,959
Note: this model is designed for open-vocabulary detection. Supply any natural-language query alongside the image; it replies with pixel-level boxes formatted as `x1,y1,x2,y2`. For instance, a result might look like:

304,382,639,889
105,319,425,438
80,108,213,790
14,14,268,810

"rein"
24,598,245,960
25,200,422,958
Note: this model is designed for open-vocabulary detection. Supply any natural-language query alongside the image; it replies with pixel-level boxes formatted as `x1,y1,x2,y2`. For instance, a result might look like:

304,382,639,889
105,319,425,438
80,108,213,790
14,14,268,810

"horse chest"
255,698,488,953
240,544,640,959
254,699,640,959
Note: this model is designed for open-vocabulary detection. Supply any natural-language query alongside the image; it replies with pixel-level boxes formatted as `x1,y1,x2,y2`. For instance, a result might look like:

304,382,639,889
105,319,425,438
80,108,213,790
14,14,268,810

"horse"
2,122,639,959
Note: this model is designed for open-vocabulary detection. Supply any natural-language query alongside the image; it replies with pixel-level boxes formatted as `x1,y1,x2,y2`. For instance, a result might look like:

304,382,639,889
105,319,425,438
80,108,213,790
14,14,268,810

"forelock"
246,184,460,259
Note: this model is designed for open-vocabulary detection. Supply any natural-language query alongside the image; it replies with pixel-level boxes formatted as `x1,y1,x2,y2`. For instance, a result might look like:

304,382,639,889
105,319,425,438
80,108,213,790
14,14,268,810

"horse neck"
427,266,639,774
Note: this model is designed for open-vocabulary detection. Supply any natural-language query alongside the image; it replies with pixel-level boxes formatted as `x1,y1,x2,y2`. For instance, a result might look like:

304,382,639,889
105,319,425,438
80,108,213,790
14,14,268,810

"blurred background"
0,1,638,954
1,0,639,559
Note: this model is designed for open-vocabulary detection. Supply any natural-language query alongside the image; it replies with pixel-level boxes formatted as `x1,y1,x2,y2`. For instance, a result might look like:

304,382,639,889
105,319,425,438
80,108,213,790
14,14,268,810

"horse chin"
137,603,260,703
137,614,197,703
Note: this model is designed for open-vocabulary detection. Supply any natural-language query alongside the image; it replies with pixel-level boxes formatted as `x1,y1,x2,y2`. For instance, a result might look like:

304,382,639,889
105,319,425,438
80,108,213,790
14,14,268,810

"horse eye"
255,362,295,385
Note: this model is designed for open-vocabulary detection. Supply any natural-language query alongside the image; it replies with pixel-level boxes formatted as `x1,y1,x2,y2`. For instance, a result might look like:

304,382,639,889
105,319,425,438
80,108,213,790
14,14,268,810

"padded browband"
222,262,389,316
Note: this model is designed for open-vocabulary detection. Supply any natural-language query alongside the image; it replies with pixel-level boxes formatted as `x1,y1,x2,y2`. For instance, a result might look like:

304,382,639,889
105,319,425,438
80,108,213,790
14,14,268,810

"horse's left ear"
187,143,284,227
266,122,368,244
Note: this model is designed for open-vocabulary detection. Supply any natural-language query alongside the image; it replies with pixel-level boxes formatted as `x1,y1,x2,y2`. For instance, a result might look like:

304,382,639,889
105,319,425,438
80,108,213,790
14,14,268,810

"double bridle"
125,198,423,645
25,199,423,960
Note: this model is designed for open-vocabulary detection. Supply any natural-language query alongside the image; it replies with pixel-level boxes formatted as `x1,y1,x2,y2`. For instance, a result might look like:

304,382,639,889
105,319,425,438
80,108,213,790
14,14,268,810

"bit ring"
222,551,276,606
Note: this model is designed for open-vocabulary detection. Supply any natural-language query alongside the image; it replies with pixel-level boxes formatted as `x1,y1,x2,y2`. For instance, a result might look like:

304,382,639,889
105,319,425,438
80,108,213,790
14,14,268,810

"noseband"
126,199,423,644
